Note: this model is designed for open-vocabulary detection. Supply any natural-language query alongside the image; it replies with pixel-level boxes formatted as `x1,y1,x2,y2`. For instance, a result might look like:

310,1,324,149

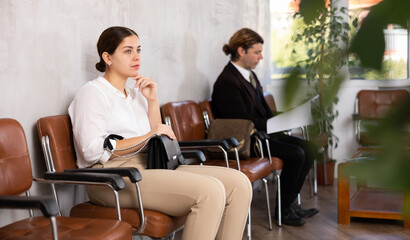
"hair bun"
95,60,106,72
222,44,231,55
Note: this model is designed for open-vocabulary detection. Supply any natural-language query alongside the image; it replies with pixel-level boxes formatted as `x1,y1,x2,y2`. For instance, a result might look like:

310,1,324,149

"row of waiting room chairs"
0,93,283,240
3,89,408,239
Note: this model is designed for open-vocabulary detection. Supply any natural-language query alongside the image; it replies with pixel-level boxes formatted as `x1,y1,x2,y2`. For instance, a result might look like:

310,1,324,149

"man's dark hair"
222,28,264,61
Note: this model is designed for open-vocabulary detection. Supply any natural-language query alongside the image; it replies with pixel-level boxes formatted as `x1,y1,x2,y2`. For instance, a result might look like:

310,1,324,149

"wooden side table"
337,160,409,228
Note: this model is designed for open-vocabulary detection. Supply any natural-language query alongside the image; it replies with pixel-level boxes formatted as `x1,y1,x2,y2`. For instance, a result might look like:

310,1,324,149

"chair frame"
0,194,60,240
40,133,149,234
300,126,320,195
0,118,133,240
1,174,129,240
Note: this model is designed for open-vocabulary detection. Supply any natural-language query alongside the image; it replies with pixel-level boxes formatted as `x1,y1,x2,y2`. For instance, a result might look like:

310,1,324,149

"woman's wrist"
147,99,159,106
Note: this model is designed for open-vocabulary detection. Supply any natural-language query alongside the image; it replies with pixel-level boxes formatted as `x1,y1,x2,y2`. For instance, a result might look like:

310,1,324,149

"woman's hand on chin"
134,75,158,101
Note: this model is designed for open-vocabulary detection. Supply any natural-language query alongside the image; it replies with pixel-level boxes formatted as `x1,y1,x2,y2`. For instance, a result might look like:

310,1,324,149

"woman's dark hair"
95,26,139,72
223,28,264,62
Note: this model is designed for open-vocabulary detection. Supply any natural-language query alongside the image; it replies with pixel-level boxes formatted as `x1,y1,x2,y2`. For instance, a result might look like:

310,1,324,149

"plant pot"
316,160,335,185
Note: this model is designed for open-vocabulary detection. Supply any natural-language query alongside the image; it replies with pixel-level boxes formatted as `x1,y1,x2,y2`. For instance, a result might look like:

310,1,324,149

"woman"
68,26,252,240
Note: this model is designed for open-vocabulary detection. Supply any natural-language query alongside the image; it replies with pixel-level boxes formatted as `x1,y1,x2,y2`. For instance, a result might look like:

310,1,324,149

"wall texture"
0,0,270,227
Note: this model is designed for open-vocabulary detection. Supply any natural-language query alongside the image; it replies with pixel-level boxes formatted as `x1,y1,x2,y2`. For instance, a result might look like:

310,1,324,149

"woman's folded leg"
177,165,253,240
87,156,227,240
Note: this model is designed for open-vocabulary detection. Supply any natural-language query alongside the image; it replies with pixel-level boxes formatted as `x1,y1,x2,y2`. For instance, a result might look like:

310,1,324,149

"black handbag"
147,135,185,169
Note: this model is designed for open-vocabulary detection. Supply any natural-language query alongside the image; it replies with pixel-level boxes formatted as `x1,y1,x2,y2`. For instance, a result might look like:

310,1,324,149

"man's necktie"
249,72,257,89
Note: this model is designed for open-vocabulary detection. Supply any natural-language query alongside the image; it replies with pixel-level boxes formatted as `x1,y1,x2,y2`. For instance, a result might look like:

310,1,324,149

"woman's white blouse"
68,76,151,168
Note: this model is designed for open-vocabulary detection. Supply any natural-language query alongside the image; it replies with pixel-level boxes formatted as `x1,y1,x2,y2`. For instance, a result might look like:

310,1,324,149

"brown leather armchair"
36,115,186,239
337,89,410,228
161,100,282,232
353,89,409,149
0,118,133,240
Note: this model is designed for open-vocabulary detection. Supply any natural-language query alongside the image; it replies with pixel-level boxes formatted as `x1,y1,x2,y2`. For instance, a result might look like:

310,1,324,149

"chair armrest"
254,131,270,140
179,139,231,167
181,150,206,163
43,172,126,191
352,113,361,121
0,195,59,217
224,137,239,148
65,167,142,183
262,131,271,139
179,139,231,150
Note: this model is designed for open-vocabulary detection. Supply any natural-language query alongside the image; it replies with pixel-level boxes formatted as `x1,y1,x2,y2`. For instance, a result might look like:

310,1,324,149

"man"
211,28,319,226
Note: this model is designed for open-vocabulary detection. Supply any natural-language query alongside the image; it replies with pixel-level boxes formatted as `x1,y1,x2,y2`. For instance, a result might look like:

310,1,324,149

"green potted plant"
285,0,355,185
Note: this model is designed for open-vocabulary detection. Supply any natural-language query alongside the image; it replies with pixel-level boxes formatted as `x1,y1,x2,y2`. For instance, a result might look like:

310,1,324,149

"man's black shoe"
275,207,306,226
290,202,319,218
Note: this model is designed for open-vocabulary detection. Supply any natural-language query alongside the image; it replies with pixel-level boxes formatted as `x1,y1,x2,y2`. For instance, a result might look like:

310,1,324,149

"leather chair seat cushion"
270,157,283,171
70,202,186,238
203,158,273,182
0,216,132,240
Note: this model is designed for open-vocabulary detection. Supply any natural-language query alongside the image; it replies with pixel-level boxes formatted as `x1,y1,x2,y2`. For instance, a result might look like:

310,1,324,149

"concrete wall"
0,0,271,227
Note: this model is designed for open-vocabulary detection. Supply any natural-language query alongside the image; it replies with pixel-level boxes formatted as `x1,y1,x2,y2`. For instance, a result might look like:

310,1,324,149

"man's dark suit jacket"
211,62,273,131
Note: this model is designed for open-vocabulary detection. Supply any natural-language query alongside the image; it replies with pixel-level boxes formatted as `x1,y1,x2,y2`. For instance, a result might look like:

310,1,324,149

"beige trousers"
87,154,252,240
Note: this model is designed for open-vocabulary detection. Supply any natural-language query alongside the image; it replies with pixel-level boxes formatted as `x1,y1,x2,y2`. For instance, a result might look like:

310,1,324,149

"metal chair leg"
308,166,314,198
247,207,252,240
314,159,318,195
297,193,301,205
274,172,282,226
263,178,273,230
168,231,175,240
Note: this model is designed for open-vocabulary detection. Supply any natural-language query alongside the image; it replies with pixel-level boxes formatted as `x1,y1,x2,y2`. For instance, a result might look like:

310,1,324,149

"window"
349,0,408,80
270,0,300,80
270,0,409,80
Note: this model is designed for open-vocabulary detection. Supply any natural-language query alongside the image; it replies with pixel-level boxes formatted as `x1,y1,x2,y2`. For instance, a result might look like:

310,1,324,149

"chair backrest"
355,89,409,146
0,119,33,196
263,92,277,112
202,93,277,119
356,89,409,119
161,101,207,141
37,115,77,172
